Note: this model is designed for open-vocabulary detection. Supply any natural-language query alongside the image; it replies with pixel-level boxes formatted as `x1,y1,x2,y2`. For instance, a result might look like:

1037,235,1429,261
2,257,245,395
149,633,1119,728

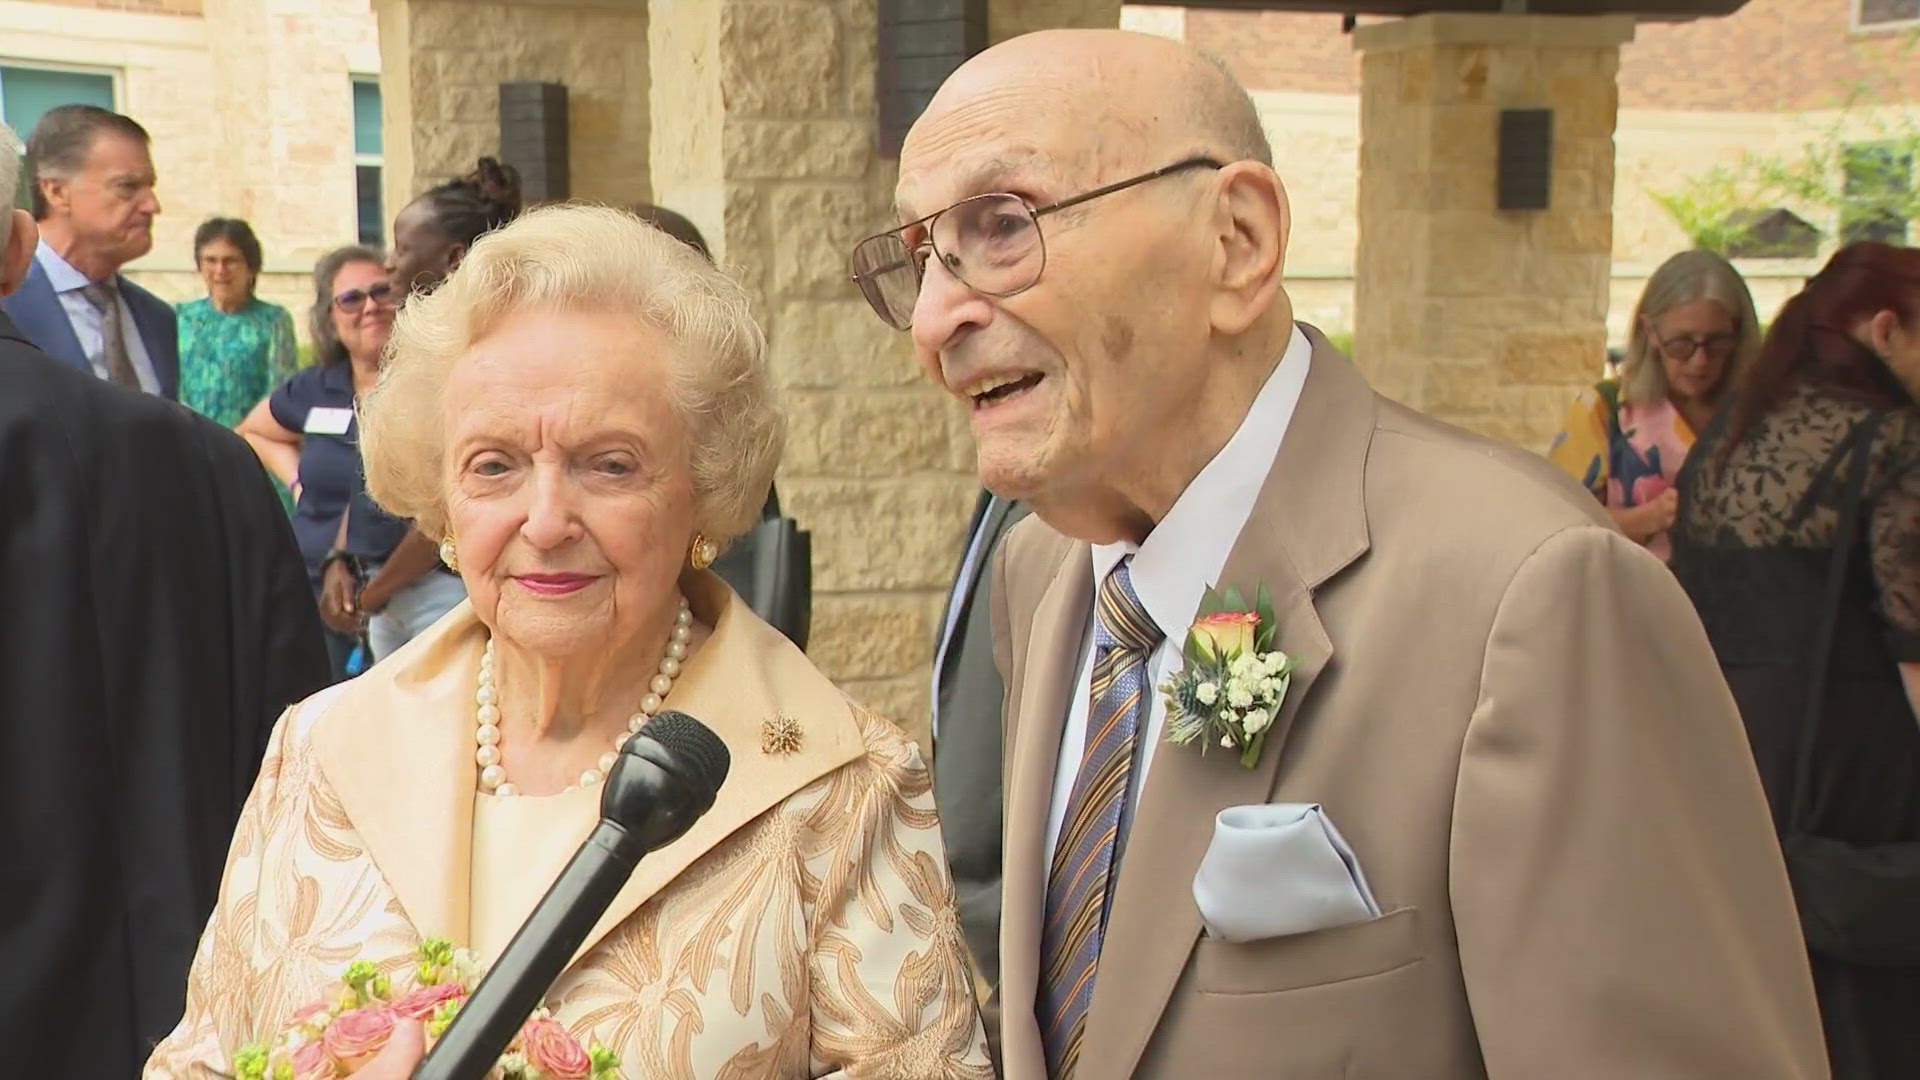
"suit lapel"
997,543,1093,1078
120,279,178,398
312,571,866,969
937,492,1010,672
7,264,88,374
1079,327,1376,1078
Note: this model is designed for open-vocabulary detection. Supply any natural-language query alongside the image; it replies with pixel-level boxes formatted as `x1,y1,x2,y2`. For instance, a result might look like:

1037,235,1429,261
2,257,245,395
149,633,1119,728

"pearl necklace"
475,595,693,797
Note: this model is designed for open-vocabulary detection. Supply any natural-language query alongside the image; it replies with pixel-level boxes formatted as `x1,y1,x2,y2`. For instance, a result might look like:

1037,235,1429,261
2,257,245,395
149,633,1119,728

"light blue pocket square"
1192,803,1381,943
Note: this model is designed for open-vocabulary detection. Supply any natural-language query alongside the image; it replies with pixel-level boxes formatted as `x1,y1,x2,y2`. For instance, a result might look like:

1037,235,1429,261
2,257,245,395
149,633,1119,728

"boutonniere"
1161,584,1292,769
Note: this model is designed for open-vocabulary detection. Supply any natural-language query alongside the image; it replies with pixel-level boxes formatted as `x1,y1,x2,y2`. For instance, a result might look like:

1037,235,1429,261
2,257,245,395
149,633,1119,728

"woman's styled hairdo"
359,203,784,546
1620,249,1762,407
417,157,524,249
1715,240,1920,465
308,245,384,365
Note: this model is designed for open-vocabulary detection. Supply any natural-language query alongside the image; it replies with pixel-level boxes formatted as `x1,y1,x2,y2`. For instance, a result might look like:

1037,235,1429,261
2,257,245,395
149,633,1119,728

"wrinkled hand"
319,559,363,636
351,1018,425,1078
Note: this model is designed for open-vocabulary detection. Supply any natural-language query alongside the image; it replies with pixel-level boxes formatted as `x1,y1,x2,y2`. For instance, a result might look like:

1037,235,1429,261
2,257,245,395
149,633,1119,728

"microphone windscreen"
638,710,731,793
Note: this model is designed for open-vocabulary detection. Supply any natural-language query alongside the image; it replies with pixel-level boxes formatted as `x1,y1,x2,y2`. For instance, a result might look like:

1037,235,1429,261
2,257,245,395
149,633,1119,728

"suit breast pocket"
1193,905,1422,995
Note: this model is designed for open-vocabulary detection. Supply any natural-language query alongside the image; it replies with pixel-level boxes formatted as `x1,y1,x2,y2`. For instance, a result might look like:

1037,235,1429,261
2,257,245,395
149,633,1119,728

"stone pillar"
1351,15,1633,451
646,0,1118,742
372,0,649,221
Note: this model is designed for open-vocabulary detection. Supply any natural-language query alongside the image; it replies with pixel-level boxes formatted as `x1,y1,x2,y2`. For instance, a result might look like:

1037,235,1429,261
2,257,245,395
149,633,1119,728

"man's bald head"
908,29,1270,185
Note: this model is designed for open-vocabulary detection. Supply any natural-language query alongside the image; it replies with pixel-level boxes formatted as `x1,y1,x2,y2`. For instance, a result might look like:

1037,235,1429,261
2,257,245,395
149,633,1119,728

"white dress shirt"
37,240,161,394
1042,325,1312,868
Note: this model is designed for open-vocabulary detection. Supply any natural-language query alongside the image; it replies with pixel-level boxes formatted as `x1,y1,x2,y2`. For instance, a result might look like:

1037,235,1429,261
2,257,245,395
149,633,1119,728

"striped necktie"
1040,557,1162,1077
80,280,141,389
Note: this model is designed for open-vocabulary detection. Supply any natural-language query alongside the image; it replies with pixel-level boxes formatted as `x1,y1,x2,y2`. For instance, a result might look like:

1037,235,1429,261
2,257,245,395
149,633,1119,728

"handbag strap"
1787,410,1888,832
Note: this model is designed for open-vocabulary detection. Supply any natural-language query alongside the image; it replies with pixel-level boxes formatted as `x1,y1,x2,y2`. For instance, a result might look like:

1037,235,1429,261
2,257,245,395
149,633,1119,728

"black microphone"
414,710,730,1079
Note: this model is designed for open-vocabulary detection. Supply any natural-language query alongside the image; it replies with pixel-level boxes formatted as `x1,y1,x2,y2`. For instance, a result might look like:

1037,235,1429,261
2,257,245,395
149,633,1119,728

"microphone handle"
414,819,641,1079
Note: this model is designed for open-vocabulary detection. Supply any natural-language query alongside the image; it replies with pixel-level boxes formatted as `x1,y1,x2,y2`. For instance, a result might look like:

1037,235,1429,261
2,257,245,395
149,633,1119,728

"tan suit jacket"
146,572,991,1078
990,329,1828,1078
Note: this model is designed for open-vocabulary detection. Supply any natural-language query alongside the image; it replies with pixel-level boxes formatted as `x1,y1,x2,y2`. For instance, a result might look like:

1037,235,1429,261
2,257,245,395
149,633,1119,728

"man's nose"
909,255,994,359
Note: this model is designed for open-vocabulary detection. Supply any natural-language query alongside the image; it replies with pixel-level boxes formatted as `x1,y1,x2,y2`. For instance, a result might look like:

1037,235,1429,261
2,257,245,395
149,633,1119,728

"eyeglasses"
849,156,1226,330
1647,329,1737,363
333,281,397,314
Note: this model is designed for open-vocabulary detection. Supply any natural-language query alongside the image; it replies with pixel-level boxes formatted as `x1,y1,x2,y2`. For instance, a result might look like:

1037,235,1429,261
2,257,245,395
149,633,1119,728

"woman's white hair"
360,202,784,547
1621,249,1762,406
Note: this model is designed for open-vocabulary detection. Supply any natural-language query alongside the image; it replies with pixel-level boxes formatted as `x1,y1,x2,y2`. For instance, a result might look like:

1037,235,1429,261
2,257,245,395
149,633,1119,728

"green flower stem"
1239,729,1268,769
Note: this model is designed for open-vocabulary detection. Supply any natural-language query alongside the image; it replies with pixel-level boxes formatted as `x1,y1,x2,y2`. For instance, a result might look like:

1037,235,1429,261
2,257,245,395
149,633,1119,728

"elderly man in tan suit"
849,27,1829,1080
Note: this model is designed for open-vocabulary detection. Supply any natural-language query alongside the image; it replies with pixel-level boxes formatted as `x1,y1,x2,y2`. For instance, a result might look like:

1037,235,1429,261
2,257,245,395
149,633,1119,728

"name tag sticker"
304,406,354,436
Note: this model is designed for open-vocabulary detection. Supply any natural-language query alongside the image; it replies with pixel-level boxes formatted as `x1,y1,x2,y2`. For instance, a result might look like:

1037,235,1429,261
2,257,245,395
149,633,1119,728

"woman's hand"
1610,489,1678,544
319,559,363,635
351,1018,425,1077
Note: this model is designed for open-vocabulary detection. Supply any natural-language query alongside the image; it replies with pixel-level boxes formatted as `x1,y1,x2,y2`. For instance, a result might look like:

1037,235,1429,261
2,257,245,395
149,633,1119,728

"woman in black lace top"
1671,241,1920,1078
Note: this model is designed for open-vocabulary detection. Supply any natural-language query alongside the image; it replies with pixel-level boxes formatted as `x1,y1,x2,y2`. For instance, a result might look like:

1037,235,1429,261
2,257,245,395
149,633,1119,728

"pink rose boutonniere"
1161,583,1293,768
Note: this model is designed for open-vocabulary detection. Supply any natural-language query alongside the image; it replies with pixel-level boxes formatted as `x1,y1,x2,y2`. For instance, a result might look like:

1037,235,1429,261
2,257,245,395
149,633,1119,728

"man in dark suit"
932,489,1026,1060
0,126,331,1072
1,104,177,398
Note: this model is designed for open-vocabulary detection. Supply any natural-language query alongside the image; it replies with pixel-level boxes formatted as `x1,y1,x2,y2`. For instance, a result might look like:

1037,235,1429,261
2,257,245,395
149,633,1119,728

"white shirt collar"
36,239,96,293
1091,324,1312,641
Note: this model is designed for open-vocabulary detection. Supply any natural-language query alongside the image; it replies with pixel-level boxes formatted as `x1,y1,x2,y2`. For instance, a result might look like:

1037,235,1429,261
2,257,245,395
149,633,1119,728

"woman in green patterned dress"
176,217,298,428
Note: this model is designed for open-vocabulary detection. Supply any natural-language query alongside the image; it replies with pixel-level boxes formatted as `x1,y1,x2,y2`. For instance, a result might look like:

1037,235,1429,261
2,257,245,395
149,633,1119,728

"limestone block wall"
1353,15,1633,453
0,0,379,321
373,0,650,221
643,0,1119,742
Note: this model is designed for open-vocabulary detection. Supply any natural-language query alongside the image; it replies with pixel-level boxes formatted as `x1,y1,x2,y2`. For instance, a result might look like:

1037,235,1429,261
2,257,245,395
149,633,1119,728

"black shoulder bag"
710,485,813,652
1778,411,1920,966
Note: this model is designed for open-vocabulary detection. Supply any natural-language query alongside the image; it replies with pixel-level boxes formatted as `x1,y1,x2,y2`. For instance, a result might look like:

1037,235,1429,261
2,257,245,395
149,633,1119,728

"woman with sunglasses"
1547,249,1762,560
237,247,464,678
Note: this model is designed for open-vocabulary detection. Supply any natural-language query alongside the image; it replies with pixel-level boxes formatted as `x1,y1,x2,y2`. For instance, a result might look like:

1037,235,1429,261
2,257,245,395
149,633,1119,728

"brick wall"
1622,0,1920,110
1176,0,1919,111
1185,8,1360,95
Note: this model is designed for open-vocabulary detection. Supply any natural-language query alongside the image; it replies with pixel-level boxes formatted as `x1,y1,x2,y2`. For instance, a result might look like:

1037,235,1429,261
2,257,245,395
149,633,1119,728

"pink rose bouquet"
228,938,620,1079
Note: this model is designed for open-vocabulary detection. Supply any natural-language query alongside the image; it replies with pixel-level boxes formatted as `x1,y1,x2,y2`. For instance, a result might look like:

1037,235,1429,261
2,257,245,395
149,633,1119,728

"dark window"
1858,0,1919,26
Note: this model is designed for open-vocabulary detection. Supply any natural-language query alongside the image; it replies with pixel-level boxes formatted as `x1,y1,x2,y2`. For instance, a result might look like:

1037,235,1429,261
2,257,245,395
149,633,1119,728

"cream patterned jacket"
145,573,992,1078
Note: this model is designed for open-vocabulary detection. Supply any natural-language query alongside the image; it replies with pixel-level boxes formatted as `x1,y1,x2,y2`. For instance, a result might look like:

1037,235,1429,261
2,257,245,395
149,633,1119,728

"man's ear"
0,209,39,297
444,240,469,276
35,176,66,221
1208,161,1290,338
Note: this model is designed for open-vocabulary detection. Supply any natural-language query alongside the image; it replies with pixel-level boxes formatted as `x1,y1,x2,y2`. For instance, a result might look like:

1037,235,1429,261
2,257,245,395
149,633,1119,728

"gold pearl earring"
689,533,718,570
440,539,460,573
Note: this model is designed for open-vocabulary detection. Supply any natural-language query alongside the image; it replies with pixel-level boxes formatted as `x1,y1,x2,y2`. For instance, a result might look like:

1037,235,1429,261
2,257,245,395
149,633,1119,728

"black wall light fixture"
1497,107,1553,211
500,82,569,202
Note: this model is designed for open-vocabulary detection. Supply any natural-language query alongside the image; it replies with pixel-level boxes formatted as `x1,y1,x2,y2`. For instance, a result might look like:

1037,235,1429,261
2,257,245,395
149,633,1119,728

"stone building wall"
1353,15,1631,452
0,0,380,320
1130,0,1920,363
372,0,650,219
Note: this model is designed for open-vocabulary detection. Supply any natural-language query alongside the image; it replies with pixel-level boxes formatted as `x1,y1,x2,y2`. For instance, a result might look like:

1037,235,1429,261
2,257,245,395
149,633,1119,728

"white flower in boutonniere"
1160,583,1292,768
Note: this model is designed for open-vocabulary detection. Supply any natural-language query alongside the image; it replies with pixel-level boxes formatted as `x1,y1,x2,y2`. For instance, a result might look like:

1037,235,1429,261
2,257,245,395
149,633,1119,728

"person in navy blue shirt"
238,246,464,677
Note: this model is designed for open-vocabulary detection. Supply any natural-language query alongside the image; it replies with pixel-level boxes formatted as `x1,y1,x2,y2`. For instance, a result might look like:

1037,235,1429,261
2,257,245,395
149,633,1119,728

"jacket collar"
311,570,867,967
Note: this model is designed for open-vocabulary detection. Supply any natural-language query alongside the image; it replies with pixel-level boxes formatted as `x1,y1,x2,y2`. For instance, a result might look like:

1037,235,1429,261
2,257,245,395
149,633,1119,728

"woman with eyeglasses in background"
236,246,463,679
1547,250,1762,559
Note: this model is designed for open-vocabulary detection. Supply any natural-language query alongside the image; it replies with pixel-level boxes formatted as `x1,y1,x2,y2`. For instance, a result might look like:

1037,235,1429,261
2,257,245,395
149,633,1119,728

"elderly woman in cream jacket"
145,205,991,1078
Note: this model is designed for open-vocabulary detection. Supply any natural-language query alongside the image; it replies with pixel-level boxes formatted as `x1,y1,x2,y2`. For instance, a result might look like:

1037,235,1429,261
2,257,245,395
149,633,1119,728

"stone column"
645,0,1119,741
1351,14,1634,451
372,0,650,221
